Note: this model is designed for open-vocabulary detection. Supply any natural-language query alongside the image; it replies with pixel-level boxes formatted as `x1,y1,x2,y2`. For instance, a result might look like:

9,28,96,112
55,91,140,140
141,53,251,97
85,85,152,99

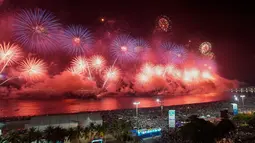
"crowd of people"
102,101,229,130
100,97,255,142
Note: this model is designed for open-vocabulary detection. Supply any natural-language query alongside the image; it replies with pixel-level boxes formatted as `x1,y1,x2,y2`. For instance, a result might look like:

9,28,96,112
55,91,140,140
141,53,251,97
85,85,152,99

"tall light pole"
240,95,245,108
133,102,140,117
133,101,140,128
156,98,163,116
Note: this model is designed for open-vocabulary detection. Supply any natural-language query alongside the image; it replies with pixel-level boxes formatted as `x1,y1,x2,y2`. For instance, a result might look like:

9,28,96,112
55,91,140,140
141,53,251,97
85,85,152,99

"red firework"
0,42,23,65
141,63,154,76
103,66,120,81
136,73,150,85
89,55,106,71
70,56,88,74
19,57,47,81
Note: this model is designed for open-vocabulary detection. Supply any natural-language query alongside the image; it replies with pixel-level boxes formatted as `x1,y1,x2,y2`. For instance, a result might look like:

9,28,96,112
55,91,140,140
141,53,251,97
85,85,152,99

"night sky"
1,0,255,85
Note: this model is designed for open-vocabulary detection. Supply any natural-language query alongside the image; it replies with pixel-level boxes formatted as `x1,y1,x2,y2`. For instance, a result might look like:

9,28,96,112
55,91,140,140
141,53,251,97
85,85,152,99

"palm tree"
0,135,7,143
75,125,84,143
19,129,29,143
110,119,133,142
180,115,216,143
82,123,107,142
248,116,255,128
88,123,98,140
83,126,91,141
52,126,67,143
5,130,22,143
98,123,108,139
26,127,39,143
66,127,76,142
66,126,83,143
43,126,55,143
90,123,105,141
43,126,68,143
215,119,236,140
34,129,43,143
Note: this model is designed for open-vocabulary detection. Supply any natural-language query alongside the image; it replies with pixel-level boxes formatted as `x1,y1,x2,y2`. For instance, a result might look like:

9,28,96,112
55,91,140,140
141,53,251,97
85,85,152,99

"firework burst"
89,55,106,71
0,42,23,65
12,9,61,53
171,45,188,64
19,57,47,81
103,66,120,81
161,42,178,63
154,65,164,76
201,71,214,80
60,25,93,56
172,68,182,79
134,38,150,54
102,66,121,88
156,15,172,32
161,41,177,50
199,42,212,55
136,73,150,85
141,63,154,77
206,52,215,60
164,64,176,76
183,68,200,82
110,34,136,63
71,56,88,73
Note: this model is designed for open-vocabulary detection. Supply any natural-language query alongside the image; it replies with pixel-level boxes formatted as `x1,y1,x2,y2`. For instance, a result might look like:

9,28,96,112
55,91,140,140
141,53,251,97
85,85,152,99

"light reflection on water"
0,92,230,117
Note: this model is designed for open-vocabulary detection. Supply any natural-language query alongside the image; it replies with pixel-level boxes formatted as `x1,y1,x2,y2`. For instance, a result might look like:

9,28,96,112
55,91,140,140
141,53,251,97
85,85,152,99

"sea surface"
0,92,230,118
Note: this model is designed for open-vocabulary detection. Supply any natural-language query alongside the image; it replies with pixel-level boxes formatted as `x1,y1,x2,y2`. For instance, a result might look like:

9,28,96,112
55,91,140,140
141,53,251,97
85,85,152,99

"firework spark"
156,15,172,32
0,42,23,65
102,66,120,88
190,68,200,79
67,67,82,75
0,42,23,73
134,38,150,54
199,42,212,55
110,34,136,63
71,56,88,73
12,9,61,53
201,71,214,80
70,56,93,79
164,64,176,76
206,52,215,60
161,42,176,63
19,57,47,81
60,25,93,56
141,63,154,76
136,73,150,85
154,65,164,76
183,68,200,82
89,55,106,71
103,66,120,81
171,45,188,64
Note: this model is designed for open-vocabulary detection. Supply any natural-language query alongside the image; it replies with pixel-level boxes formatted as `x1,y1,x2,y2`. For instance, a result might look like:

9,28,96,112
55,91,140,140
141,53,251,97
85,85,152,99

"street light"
234,96,239,101
234,95,239,102
156,98,163,116
133,102,140,117
133,101,140,128
240,95,245,108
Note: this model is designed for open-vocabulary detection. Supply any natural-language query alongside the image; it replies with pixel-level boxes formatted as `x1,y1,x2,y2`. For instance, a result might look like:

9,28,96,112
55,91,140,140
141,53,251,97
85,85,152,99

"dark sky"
2,0,255,84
